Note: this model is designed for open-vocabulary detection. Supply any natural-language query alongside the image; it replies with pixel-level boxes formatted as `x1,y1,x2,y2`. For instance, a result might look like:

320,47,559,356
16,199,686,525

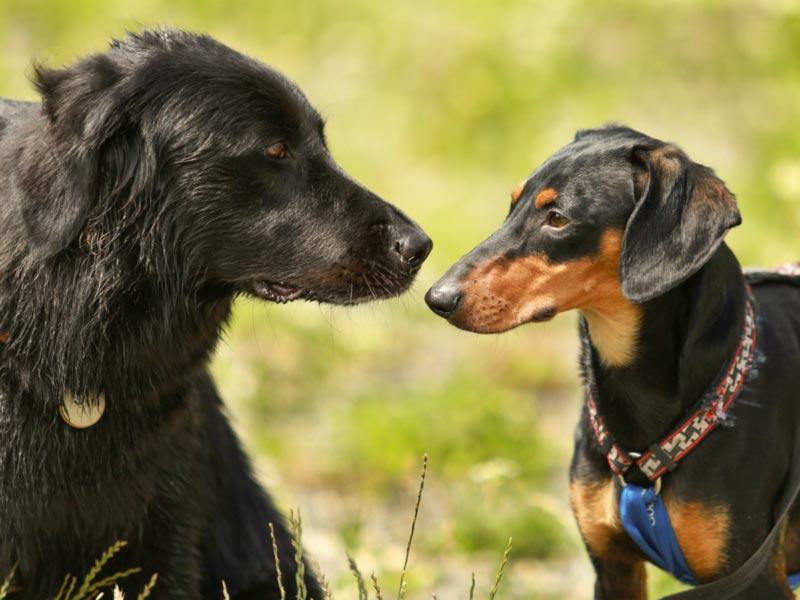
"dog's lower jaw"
582,301,642,367
249,280,306,304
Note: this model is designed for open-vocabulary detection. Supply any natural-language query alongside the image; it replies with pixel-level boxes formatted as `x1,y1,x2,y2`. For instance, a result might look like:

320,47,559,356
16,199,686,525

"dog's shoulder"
745,265,800,373
745,264,800,319
745,263,800,289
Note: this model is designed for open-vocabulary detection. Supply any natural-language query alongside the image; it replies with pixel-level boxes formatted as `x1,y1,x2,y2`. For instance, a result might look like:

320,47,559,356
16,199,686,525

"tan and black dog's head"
425,126,740,366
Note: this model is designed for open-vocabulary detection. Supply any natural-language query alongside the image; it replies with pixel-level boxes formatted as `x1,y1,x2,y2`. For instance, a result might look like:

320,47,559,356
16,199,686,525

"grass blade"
289,510,308,600
0,565,16,600
309,556,334,600
346,554,367,600
488,538,513,600
397,454,427,600
135,573,158,600
269,523,287,600
371,573,384,600
75,541,127,599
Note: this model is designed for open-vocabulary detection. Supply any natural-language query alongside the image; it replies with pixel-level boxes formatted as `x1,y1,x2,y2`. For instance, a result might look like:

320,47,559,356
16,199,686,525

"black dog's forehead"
112,30,324,144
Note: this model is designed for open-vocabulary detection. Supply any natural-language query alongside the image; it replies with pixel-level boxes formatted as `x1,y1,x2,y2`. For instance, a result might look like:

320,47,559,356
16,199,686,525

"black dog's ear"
620,144,741,303
21,56,127,256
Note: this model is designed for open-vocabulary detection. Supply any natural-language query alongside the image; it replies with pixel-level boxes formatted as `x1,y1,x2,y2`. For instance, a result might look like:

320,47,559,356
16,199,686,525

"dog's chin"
448,304,558,334
314,275,416,306
527,305,558,323
246,270,418,306
248,280,307,304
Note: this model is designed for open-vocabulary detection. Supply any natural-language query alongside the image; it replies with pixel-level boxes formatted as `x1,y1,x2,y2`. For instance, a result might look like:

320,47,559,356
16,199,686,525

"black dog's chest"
0,380,206,574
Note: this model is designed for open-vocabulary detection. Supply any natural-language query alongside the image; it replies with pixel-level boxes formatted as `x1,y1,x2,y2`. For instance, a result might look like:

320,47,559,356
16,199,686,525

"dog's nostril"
425,285,463,318
394,230,433,268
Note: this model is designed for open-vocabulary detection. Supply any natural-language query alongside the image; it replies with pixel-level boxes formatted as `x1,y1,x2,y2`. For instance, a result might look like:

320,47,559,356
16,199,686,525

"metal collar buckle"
615,451,662,494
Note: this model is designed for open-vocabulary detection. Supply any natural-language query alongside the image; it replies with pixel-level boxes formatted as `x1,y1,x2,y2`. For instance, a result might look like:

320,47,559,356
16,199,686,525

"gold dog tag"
59,392,106,429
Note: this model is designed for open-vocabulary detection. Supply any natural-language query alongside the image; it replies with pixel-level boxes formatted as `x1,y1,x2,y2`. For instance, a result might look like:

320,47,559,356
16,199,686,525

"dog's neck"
0,230,233,409
582,243,746,451
0,120,236,407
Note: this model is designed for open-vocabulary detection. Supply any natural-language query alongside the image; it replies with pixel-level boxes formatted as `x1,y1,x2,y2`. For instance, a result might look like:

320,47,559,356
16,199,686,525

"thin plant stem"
269,523,287,600
488,538,513,600
397,454,428,600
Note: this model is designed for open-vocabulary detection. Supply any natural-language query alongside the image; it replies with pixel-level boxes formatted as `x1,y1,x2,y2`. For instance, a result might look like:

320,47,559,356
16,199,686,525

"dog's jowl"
0,29,430,599
427,126,800,598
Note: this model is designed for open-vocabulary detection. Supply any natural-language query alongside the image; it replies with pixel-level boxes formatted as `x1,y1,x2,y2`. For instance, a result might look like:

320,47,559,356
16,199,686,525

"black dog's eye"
544,210,570,229
265,142,288,160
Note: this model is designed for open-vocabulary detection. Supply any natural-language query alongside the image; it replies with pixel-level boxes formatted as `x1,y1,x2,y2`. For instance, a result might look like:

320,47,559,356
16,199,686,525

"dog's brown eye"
265,142,288,160
545,210,570,229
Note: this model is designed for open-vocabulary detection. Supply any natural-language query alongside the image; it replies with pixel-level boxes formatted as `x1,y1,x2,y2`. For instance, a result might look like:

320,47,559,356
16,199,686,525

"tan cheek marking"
0,331,8,343
454,230,642,360
456,254,563,331
665,497,730,582
570,478,623,556
510,181,525,206
534,187,558,209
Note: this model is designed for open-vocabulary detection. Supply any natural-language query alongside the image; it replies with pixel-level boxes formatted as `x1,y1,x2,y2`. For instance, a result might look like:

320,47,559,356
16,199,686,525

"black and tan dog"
0,29,430,599
426,126,800,598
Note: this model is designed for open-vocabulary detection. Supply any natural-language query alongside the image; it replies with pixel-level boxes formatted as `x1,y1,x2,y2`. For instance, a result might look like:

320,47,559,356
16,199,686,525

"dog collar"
585,294,757,485
1,331,106,428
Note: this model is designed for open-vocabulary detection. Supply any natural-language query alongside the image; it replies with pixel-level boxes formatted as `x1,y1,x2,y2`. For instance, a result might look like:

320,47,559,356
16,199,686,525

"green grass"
329,371,559,492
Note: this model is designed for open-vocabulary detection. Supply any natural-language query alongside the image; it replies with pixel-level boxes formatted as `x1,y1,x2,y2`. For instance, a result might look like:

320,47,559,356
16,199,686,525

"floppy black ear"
620,144,741,303
19,55,129,256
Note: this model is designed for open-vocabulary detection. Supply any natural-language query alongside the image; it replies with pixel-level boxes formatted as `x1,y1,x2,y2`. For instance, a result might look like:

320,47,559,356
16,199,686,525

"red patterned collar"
585,294,757,488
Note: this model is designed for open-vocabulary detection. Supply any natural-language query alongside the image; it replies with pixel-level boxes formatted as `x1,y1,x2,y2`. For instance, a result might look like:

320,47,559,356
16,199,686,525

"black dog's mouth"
249,280,306,304
245,259,422,307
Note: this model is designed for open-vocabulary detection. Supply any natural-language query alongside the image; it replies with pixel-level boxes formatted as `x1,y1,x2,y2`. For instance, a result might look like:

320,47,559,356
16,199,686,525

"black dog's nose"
425,284,463,318
394,229,433,268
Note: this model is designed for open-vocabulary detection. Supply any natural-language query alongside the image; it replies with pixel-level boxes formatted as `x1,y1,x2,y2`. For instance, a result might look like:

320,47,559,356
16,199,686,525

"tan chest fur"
570,477,730,582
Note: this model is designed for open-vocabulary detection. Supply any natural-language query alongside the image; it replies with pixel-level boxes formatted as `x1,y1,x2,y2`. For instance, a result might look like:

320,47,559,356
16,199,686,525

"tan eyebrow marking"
510,181,525,205
534,187,558,209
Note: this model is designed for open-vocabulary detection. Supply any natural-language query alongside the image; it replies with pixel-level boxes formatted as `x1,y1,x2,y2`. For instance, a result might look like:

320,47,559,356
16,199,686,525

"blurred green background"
1,0,799,597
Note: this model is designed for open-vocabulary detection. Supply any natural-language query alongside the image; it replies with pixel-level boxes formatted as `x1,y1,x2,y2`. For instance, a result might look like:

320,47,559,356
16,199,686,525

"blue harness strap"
619,484,696,586
788,572,800,590
619,484,800,589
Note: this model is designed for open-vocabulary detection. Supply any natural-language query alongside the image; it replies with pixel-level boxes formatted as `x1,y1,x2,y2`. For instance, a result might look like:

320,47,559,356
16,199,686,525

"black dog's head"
426,126,740,363
18,29,430,305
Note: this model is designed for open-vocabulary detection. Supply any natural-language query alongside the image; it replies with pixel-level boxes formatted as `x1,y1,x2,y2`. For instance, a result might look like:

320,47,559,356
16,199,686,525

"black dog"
0,29,430,599
426,126,800,598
